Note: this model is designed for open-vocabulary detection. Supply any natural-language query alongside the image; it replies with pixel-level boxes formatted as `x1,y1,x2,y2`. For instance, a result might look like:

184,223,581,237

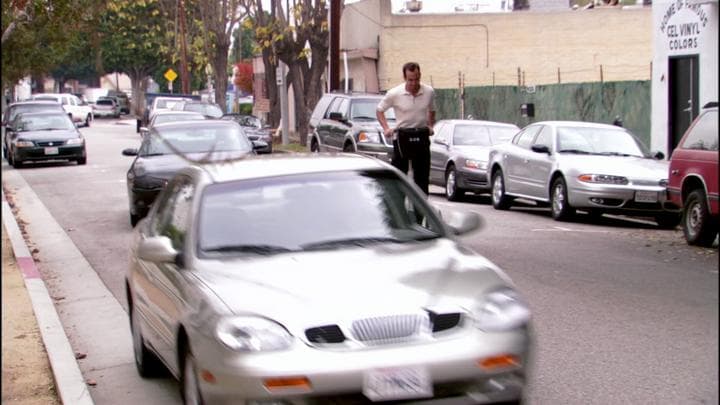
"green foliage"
230,23,256,63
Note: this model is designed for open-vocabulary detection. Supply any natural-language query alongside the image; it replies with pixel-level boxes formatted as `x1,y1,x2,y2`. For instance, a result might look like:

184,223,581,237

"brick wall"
376,5,652,90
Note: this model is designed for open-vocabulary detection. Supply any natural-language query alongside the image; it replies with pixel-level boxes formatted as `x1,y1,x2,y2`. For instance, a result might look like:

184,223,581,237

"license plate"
44,147,59,155
363,366,432,402
635,190,658,203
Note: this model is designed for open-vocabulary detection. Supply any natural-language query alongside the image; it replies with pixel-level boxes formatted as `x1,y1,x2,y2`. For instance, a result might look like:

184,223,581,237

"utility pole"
329,0,341,91
178,0,190,94
277,63,289,145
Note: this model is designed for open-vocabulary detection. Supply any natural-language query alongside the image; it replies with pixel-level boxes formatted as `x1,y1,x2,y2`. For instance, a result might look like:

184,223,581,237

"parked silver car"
488,121,680,227
126,153,532,405
430,120,520,201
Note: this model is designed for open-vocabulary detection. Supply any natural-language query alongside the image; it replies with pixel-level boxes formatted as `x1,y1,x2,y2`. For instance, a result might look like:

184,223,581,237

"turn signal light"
201,369,217,383
477,354,520,370
263,376,311,390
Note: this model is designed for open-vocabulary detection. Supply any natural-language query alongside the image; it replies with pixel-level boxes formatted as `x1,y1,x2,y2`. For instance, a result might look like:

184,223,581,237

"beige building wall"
343,0,653,91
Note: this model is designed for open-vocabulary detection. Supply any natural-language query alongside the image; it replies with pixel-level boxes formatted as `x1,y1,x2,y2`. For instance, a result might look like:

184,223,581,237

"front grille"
306,325,346,344
351,314,429,343
37,140,65,147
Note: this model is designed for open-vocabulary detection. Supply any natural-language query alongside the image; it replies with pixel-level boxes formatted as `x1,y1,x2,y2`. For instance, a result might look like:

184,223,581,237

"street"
3,118,718,404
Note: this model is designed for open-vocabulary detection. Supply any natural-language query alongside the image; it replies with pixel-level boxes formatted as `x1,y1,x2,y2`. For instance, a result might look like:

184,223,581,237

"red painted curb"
16,256,41,279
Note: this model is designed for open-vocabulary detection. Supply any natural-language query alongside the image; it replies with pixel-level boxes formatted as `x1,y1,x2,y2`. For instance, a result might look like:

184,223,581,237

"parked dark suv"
667,102,718,247
307,92,396,163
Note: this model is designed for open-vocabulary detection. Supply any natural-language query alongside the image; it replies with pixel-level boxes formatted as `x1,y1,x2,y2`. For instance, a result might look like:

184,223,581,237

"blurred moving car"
488,121,680,227
221,113,273,154
93,97,121,118
430,119,520,201
5,111,86,168
126,153,532,405
307,92,396,163
31,93,93,127
121,120,263,226
667,102,719,246
170,100,224,119
2,100,66,156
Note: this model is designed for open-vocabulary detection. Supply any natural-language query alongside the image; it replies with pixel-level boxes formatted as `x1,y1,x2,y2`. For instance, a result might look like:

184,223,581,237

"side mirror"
438,209,483,235
531,144,551,154
653,151,665,160
137,236,178,263
328,112,344,121
122,148,139,156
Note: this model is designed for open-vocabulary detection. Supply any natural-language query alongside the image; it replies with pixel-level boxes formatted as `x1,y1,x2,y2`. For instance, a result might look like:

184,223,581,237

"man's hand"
383,126,394,140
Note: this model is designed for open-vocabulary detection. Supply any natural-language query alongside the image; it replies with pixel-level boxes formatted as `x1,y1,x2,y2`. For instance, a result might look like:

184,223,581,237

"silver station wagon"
126,153,532,405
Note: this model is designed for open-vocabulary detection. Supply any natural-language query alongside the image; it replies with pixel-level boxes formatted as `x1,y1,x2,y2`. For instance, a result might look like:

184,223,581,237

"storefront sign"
659,0,709,51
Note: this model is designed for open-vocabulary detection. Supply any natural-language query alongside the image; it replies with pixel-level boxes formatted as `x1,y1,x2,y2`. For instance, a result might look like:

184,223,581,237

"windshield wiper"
203,244,295,255
352,116,377,120
596,152,638,157
558,149,593,154
141,152,165,157
301,237,405,251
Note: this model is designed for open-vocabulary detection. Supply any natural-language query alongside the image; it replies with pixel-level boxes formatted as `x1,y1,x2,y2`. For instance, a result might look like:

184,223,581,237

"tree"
230,23,255,63
100,0,173,116
196,0,249,112
249,0,331,144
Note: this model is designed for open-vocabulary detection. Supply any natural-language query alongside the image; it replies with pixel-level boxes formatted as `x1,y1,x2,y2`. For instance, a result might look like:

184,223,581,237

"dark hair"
402,62,421,79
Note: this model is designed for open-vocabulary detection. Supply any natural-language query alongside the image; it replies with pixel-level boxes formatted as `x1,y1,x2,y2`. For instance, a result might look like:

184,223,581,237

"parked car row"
305,92,717,246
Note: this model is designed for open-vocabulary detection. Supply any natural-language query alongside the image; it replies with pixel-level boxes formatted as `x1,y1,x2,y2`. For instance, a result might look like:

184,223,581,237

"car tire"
11,153,22,169
84,114,91,127
130,213,141,227
130,301,163,378
551,177,574,221
181,347,204,405
655,212,681,230
77,156,87,165
682,189,718,247
445,165,465,201
310,138,320,152
343,142,355,153
491,169,512,210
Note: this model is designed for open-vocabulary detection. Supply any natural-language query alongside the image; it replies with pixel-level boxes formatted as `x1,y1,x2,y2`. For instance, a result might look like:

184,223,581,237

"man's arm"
377,108,394,141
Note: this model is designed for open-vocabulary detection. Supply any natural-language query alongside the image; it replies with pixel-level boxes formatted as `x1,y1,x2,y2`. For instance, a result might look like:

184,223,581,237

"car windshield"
184,103,223,118
16,115,74,131
153,113,206,125
156,99,183,109
9,104,63,121
557,126,648,157
453,125,518,146
351,99,395,120
197,170,444,256
143,125,251,155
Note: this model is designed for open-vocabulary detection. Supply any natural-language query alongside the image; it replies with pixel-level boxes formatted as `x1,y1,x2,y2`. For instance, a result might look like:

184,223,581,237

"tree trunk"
129,70,149,118
262,50,280,128
288,62,309,145
213,41,229,112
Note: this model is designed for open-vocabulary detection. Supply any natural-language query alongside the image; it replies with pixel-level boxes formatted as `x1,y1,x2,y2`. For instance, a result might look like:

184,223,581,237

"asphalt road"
7,118,719,404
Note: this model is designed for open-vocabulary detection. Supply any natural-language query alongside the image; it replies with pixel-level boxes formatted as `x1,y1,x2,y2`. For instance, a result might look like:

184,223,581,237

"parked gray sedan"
488,121,680,227
126,154,532,405
430,120,519,201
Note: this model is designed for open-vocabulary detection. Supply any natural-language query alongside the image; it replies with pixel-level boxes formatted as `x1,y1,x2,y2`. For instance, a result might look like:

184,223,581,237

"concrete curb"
1,190,95,405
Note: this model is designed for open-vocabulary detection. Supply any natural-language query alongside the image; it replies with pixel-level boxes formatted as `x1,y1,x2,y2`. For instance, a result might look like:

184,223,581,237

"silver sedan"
430,120,519,201
126,153,532,405
488,121,680,227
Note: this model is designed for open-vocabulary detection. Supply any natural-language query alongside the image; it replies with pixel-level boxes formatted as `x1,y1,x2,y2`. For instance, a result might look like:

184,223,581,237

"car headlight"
578,174,628,185
15,140,34,147
65,138,84,145
464,159,487,170
658,179,668,187
357,131,380,143
475,288,531,332
216,316,293,352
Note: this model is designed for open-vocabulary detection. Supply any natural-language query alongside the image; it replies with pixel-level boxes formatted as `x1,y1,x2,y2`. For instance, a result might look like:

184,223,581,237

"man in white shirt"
377,62,436,195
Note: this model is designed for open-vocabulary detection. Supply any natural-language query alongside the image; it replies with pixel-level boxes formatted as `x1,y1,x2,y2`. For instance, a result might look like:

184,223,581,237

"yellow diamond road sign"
164,68,177,82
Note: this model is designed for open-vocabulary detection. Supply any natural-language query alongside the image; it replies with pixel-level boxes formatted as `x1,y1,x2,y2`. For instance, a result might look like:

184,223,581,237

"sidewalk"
1,224,60,405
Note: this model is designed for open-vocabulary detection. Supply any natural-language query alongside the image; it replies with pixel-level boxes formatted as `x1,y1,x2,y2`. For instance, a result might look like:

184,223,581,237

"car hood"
16,129,80,140
193,239,511,331
135,151,251,179
558,154,669,179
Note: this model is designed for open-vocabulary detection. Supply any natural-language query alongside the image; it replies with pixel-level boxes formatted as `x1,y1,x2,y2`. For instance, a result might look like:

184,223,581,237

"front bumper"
191,327,530,404
456,167,491,192
14,145,85,163
128,181,166,215
568,181,677,214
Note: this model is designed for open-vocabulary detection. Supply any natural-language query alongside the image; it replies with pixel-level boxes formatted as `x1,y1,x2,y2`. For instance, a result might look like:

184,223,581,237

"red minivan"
667,102,718,247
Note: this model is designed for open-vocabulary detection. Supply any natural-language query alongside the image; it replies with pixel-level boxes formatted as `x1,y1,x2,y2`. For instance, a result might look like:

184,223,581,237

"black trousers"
392,128,430,195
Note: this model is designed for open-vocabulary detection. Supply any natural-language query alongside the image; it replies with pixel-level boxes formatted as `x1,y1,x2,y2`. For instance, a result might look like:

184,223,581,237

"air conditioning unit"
406,1,423,12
